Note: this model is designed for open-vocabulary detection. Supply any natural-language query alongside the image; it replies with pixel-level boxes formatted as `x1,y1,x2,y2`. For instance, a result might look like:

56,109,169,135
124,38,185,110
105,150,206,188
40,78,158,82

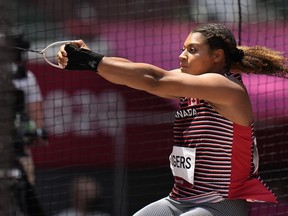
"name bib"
169,146,196,186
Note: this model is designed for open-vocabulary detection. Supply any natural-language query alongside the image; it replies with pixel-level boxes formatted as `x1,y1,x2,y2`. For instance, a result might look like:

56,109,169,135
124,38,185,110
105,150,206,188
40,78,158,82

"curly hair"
192,23,288,78
234,46,288,77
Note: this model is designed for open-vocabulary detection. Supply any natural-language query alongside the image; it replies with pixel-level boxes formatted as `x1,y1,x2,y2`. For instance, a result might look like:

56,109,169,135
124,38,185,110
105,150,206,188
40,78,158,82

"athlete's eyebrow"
183,43,201,48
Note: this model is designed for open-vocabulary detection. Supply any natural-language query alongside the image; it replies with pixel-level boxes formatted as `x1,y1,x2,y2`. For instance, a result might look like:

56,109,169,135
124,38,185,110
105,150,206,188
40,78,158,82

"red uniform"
169,73,277,204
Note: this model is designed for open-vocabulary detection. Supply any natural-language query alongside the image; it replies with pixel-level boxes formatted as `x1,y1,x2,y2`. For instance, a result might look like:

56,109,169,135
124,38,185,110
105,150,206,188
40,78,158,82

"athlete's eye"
188,47,197,54
181,47,197,54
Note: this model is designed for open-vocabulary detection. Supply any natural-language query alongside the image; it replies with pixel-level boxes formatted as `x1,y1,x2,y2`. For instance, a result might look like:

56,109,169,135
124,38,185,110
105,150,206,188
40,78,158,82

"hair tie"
231,48,244,62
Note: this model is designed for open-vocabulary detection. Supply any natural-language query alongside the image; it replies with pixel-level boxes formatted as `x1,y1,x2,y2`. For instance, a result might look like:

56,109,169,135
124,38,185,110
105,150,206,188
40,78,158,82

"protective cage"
0,0,287,215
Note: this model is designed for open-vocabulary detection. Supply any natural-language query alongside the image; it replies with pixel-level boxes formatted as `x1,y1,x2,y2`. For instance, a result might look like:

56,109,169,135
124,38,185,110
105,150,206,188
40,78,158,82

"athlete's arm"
58,40,252,123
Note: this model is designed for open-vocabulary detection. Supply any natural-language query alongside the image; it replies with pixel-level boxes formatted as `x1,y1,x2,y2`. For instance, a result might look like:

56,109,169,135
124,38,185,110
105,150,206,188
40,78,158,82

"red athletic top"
169,73,277,204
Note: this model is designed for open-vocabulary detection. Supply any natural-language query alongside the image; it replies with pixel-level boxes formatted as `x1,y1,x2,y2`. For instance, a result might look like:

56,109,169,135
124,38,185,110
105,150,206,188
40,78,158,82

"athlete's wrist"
64,44,104,71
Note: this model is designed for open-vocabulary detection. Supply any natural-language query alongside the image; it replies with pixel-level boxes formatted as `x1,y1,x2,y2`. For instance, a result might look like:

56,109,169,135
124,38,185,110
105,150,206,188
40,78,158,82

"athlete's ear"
212,49,225,63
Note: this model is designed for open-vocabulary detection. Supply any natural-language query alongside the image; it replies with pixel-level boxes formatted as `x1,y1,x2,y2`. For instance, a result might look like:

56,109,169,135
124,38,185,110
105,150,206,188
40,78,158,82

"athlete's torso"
169,73,276,203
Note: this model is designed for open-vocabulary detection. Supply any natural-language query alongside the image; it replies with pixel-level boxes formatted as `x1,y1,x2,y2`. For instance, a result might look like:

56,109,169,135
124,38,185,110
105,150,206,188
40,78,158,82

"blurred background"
0,0,287,215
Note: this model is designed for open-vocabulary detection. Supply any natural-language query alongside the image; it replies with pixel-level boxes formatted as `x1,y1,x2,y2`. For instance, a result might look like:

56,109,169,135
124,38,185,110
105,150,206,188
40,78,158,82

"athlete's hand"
57,39,94,70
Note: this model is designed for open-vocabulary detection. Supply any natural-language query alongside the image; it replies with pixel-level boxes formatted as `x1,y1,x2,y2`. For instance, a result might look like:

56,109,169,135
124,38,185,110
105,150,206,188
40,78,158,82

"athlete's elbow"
144,79,173,98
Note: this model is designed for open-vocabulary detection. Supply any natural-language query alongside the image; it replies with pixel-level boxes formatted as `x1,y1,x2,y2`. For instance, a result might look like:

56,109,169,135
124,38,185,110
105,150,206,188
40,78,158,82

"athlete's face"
179,32,221,75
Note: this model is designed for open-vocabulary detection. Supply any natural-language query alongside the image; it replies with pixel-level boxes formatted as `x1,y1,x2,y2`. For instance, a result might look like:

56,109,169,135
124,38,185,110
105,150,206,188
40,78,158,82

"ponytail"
231,46,288,78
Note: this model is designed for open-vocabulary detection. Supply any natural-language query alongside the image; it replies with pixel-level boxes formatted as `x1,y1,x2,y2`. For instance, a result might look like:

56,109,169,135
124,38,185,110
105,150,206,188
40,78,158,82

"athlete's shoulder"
169,68,181,73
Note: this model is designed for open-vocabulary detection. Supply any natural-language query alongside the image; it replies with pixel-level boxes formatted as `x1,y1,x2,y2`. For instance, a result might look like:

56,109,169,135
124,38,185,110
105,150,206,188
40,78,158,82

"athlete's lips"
180,63,189,69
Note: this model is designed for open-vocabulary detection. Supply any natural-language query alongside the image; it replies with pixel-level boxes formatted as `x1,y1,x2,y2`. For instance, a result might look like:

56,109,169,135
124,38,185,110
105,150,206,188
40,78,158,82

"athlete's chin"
180,67,191,73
